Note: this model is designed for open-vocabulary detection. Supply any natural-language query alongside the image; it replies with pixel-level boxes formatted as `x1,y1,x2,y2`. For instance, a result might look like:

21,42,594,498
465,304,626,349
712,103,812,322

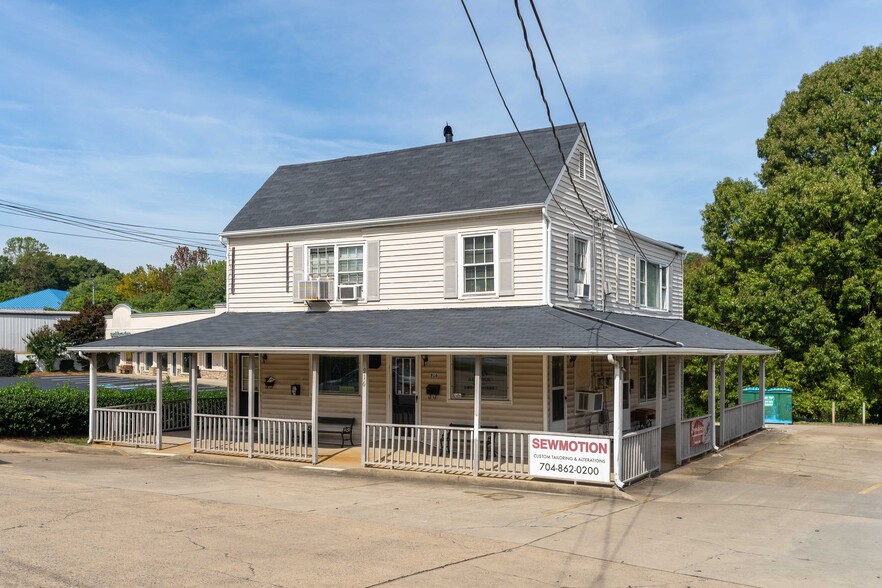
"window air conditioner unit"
337,284,362,301
578,283,591,298
577,391,604,413
298,280,333,301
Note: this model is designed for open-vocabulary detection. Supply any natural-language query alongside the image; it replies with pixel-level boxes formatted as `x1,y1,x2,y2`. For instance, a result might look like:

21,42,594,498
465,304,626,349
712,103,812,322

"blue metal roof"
0,288,69,310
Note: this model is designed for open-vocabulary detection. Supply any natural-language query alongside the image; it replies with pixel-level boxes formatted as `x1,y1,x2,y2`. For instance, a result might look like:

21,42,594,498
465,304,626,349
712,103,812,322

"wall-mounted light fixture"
261,353,268,363
568,356,577,366
421,355,429,366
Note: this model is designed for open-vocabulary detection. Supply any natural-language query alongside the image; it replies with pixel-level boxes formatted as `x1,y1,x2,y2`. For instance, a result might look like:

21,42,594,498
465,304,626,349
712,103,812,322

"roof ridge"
273,124,581,172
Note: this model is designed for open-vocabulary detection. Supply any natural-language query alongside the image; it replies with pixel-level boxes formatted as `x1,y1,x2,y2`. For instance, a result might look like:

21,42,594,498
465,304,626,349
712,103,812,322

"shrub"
0,349,15,377
17,360,36,375
23,325,67,371
0,381,226,438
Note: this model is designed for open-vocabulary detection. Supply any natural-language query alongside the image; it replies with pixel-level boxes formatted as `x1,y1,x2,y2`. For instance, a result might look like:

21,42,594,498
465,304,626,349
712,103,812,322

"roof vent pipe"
443,123,453,143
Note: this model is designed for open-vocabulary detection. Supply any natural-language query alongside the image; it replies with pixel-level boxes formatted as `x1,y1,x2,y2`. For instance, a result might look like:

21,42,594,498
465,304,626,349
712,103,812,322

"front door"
550,356,567,432
238,354,260,417
391,357,417,426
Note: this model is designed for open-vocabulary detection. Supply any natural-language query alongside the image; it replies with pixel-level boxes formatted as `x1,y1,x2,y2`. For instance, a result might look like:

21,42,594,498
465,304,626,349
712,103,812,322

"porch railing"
743,400,764,434
364,424,533,478
193,414,248,456
254,417,311,461
678,415,714,463
94,407,156,447
720,404,744,445
104,397,227,432
621,426,660,484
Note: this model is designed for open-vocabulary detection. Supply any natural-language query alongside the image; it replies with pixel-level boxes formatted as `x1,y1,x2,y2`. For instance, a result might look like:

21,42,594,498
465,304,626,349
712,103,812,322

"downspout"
607,354,625,489
219,235,230,312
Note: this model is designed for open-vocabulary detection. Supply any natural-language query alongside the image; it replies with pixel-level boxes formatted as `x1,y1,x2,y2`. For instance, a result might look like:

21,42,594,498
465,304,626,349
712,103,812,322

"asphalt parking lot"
0,373,224,391
1,424,880,587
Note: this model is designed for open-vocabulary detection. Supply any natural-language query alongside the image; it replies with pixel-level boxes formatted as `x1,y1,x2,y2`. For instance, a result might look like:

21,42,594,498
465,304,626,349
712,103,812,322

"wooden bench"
310,417,356,447
445,423,498,456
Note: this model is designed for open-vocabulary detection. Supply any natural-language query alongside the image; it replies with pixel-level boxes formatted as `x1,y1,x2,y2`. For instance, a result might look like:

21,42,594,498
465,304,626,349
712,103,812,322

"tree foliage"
23,325,68,369
687,46,882,420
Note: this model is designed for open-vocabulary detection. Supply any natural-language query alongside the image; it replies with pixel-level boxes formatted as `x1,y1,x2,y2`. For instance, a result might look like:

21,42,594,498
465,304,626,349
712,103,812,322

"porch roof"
73,306,776,356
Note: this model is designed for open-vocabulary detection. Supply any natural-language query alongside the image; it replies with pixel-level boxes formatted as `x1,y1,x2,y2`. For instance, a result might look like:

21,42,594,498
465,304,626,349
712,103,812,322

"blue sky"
1,1,880,272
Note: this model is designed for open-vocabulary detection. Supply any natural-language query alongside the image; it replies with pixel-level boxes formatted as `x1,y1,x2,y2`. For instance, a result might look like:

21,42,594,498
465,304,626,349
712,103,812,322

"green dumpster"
742,387,793,424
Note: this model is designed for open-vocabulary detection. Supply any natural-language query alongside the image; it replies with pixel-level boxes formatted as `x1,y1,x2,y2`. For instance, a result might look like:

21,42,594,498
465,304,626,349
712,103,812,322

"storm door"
391,357,417,427
238,354,260,417
550,356,567,432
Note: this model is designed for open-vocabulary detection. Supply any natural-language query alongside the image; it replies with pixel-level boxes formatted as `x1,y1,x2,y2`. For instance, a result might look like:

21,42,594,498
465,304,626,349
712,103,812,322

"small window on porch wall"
450,356,508,401
639,356,668,402
319,356,359,395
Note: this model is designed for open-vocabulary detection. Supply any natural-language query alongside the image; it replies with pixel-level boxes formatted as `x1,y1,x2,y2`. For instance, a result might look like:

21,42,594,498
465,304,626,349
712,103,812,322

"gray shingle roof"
74,306,775,355
223,125,583,233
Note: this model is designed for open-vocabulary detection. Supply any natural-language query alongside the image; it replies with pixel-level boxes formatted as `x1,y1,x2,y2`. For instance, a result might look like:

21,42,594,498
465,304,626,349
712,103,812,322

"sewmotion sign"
528,434,611,484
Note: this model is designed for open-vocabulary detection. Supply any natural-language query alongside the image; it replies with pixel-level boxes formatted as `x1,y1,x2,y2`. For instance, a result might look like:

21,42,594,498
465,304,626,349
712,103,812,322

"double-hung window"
573,236,591,298
450,356,509,401
639,259,668,310
307,244,364,300
639,356,668,402
462,234,495,294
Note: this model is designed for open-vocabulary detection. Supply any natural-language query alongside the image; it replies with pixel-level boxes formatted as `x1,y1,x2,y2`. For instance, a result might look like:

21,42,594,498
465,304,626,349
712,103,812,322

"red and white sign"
528,434,611,483
690,417,710,447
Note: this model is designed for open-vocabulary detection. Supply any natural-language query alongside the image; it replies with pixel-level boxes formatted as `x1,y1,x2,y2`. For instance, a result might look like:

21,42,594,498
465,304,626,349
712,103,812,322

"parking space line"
859,481,882,495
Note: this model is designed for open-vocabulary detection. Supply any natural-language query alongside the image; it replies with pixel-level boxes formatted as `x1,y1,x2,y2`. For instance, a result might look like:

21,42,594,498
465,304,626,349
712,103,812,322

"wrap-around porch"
85,350,770,487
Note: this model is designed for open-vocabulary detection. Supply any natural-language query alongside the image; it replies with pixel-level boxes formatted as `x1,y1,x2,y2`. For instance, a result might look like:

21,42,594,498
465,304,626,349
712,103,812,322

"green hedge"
0,380,226,438
0,350,15,377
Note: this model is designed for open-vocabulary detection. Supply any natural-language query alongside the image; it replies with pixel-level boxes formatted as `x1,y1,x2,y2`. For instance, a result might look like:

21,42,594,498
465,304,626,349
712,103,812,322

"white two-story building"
75,124,775,486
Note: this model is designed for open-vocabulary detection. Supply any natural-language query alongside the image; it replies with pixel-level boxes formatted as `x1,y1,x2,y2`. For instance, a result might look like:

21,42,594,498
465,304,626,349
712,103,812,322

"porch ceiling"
72,306,776,356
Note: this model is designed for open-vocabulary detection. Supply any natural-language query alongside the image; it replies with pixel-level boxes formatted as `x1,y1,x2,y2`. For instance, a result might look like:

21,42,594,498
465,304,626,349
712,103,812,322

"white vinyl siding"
547,134,683,317
227,210,543,311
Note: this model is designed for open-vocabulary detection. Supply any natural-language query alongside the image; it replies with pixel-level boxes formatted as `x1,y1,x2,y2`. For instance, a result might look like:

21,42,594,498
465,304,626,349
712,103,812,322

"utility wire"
523,0,680,269
513,0,599,229
0,200,225,254
459,0,586,235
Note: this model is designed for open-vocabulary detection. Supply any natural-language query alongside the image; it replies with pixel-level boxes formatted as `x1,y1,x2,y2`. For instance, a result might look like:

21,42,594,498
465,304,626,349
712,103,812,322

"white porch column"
311,354,319,465
610,355,623,487
190,352,198,451
247,354,255,458
738,356,744,436
155,356,163,450
88,353,97,444
707,358,716,450
361,354,368,466
675,356,684,465
759,356,766,429
472,355,482,477
541,355,549,430
719,358,727,445
655,356,663,473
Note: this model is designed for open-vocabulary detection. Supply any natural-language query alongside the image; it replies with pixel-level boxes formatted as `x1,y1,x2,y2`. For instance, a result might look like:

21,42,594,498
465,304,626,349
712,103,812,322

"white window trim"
458,230,499,298
638,258,669,311
573,233,592,300
303,241,367,302
446,354,513,405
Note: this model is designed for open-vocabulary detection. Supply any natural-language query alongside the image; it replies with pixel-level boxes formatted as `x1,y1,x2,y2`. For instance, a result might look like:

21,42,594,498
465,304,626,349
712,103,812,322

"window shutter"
443,234,458,299
366,240,380,301
290,244,303,301
567,232,576,298
498,229,514,296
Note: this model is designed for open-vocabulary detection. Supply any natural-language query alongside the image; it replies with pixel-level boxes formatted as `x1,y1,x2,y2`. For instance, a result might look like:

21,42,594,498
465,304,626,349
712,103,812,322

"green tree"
687,46,882,421
23,325,68,371
61,273,122,311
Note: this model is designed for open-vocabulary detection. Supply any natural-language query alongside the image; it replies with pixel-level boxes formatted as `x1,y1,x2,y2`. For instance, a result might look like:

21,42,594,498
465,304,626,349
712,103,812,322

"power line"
523,0,680,269
459,0,587,235
513,0,600,227
0,199,225,254
0,222,225,259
